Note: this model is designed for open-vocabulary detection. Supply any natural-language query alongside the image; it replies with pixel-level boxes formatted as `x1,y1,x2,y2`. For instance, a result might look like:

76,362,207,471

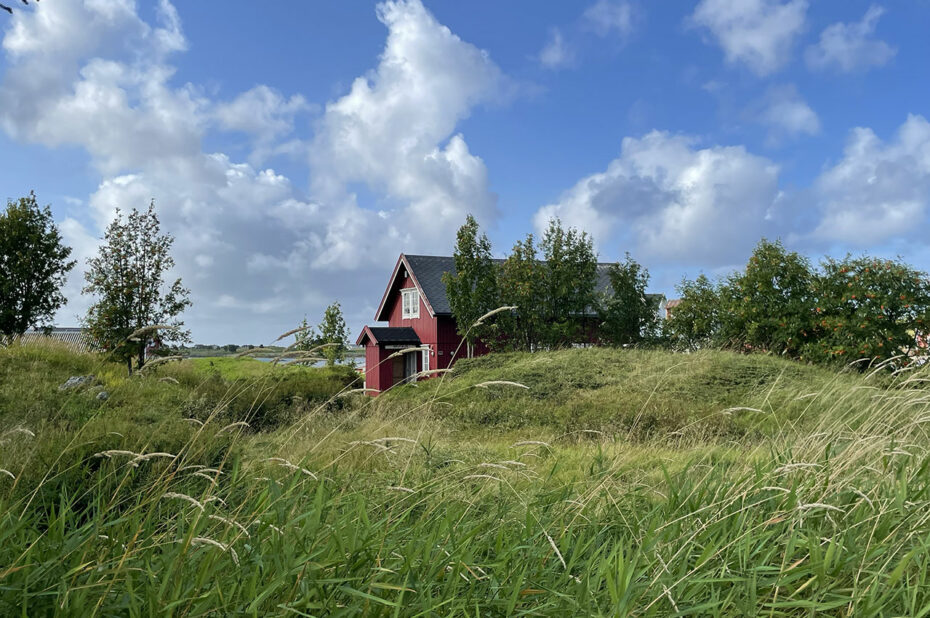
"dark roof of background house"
20,327,92,351
403,255,621,316
360,326,421,345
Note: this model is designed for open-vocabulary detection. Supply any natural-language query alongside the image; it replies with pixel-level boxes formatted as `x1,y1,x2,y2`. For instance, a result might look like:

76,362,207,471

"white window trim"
402,288,420,319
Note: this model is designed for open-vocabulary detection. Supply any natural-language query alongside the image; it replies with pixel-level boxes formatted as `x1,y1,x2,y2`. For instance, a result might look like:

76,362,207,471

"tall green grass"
377,347,864,440
2,341,930,615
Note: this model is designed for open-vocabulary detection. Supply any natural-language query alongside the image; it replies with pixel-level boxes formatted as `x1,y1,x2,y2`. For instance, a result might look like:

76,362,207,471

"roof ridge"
407,254,619,265
383,254,653,321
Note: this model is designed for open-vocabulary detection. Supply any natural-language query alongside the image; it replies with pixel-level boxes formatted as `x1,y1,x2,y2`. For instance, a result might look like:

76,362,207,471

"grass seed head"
208,514,250,537
190,537,239,565
475,380,529,390
3,427,35,439
388,486,416,493
162,492,205,511
217,421,250,434
472,305,518,327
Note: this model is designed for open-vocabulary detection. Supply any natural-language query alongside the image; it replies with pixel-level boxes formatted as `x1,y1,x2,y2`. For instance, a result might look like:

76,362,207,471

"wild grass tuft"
4,340,930,614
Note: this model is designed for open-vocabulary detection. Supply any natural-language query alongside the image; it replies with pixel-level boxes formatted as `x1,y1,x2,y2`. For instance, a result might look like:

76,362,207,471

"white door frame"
404,351,417,383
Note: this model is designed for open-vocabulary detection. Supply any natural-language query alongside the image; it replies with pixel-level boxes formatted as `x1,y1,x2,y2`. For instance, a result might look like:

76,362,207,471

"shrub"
803,255,930,366
720,239,816,356
667,240,930,369
665,274,722,350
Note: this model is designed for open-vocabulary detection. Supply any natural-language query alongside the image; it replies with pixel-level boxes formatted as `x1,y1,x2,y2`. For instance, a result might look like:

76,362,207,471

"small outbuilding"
357,253,668,394
356,254,477,394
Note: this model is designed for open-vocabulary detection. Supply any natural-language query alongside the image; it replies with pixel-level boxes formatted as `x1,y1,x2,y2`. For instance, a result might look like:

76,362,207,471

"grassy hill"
3,341,930,615
0,342,359,428
376,347,865,440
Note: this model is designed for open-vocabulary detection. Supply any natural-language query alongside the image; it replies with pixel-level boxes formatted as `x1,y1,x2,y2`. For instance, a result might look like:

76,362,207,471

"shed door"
404,352,417,382
392,357,404,385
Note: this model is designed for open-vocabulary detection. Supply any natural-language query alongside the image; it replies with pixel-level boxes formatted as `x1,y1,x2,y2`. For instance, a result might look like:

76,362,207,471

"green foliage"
721,239,816,356
665,274,722,350
293,316,319,352
494,233,545,351
803,255,930,366
318,301,349,366
492,220,598,352
598,253,659,346
538,218,598,347
0,192,76,341
667,239,930,369
442,214,498,356
82,201,191,374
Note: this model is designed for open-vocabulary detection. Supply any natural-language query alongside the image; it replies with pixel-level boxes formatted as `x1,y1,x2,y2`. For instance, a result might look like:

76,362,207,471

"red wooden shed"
356,254,482,394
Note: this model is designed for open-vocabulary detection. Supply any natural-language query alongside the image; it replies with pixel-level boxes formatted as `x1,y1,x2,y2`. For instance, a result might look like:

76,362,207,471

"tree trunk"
126,356,133,376
138,339,146,371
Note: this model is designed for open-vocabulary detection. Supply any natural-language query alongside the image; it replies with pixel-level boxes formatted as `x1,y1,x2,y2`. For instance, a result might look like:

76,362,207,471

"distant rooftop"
20,327,92,351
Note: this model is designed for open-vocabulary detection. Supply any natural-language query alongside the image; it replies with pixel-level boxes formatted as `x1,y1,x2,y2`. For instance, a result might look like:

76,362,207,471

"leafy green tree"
82,201,191,374
495,234,544,352
722,239,816,356
598,253,658,346
665,240,930,369
293,316,319,352
0,192,76,343
538,218,598,347
317,302,349,366
442,214,498,357
803,255,930,367
665,275,723,350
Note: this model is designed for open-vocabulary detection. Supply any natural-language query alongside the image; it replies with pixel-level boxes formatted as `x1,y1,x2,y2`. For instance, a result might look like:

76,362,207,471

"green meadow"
2,340,930,616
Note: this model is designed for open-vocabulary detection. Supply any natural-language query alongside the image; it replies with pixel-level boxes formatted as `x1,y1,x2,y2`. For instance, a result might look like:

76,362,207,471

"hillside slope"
377,347,868,438
5,343,930,614
0,341,358,438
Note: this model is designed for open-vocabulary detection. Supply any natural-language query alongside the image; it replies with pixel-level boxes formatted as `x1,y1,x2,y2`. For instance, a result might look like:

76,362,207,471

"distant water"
253,357,364,370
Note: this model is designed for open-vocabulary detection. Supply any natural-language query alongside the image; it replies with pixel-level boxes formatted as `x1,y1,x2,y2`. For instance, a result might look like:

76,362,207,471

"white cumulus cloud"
754,84,820,144
813,114,930,245
0,0,508,342
538,28,574,70
805,5,896,73
582,0,635,37
534,131,781,265
691,0,808,75
308,0,505,267
214,85,312,141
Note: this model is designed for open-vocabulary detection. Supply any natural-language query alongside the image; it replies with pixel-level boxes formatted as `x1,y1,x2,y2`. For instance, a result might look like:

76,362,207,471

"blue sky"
1,0,928,344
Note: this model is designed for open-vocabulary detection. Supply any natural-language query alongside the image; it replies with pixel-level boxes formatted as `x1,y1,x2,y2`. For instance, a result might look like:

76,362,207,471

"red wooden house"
357,253,670,394
356,254,479,394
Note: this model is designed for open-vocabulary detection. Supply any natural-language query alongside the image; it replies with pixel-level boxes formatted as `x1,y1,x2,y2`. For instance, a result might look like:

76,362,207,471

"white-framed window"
402,288,420,319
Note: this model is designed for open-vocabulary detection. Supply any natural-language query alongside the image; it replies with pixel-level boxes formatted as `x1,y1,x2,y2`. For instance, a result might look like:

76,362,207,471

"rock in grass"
96,391,109,402
59,375,96,391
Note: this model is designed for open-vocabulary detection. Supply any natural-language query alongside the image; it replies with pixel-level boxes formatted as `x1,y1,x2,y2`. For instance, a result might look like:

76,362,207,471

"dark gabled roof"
356,326,421,346
402,255,621,317
374,254,667,322
403,255,457,315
